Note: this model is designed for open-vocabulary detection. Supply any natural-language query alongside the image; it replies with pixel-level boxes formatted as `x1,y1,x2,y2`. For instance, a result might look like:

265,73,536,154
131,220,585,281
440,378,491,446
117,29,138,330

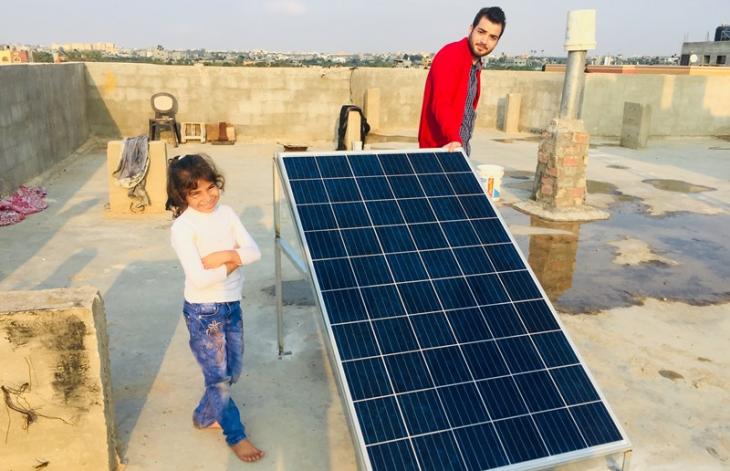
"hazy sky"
2,0,728,55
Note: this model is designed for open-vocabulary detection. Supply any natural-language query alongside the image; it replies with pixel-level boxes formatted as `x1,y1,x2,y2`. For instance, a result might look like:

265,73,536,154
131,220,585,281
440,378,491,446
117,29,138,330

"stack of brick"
532,118,590,209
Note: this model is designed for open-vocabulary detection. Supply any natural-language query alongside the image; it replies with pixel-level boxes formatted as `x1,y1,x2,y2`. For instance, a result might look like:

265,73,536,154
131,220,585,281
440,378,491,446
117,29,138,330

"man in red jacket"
419,7,506,156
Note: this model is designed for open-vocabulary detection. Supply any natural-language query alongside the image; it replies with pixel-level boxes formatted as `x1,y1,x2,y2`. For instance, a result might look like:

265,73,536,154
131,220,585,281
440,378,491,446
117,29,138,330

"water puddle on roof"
586,180,619,195
642,179,717,193
504,170,534,180
500,202,730,313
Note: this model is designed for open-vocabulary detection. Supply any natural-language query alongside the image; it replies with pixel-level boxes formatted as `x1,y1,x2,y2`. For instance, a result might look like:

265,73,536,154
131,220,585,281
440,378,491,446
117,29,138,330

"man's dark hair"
472,7,506,37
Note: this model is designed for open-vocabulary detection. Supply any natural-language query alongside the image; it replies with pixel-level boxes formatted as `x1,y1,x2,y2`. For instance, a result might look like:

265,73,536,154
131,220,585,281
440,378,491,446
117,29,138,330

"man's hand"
443,141,462,152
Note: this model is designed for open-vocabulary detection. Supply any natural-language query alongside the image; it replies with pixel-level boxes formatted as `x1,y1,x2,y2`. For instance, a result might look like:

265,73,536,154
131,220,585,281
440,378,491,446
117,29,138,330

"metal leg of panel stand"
621,450,632,471
273,158,290,359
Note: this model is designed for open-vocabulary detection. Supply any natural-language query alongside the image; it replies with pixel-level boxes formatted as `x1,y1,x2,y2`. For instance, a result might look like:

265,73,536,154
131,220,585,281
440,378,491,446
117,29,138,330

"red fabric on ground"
0,185,48,226
0,209,24,226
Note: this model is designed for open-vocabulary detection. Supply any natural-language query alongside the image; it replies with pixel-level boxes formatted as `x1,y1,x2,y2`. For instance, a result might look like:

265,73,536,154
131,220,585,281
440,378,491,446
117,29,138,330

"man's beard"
468,36,490,59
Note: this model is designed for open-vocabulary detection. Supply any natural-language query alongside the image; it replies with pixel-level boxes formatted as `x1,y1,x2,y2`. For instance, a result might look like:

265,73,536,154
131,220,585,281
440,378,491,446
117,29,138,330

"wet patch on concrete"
262,280,315,306
500,202,730,313
616,194,644,203
659,369,685,381
608,238,679,267
503,171,535,192
505,180,535,192
642,179,716,193
587,180,620,195
505,175,644,205
504,170,534,180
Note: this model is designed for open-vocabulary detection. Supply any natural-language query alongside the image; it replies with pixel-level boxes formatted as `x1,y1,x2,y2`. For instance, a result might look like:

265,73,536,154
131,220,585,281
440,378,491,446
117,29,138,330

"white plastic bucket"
477,164,504,200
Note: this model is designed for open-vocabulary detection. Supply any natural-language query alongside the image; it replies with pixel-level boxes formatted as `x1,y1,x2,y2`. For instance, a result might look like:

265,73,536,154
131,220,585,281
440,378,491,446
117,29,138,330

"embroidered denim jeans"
183,300,246,445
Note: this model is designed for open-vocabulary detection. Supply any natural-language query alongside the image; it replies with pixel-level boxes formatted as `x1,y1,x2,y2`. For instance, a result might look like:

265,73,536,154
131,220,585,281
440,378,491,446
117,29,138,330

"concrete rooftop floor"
1,131,729,470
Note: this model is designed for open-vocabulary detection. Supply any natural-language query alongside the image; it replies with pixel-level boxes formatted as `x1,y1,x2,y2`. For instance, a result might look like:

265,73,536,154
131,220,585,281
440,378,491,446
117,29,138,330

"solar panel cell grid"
280,151,627,470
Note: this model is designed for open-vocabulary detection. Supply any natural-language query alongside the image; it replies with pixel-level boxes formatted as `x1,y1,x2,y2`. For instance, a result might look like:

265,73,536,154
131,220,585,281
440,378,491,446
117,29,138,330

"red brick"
555,145,579,157
557,166,583,177
572,133,590,144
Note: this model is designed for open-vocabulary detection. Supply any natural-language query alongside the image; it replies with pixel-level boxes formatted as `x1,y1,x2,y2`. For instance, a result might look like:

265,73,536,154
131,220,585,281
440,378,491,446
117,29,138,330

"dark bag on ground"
337,105,371,150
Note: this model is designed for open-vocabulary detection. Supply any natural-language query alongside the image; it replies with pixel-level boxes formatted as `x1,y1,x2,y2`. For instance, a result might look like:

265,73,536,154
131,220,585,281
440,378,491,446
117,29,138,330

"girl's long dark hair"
166,154,225,218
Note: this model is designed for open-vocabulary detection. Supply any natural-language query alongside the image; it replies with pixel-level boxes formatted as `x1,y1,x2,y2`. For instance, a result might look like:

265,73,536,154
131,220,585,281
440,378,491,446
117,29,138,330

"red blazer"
418,38,481,149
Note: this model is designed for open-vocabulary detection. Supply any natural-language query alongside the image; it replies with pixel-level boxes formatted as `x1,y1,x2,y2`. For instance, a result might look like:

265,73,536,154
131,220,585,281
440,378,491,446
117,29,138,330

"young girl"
166,154,264,463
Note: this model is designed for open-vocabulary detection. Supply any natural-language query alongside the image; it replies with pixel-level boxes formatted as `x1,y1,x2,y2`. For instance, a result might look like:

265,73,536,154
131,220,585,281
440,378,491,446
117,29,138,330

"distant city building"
51,42,118,54
0,46,31,64
680,25,729,66
509,57,528,67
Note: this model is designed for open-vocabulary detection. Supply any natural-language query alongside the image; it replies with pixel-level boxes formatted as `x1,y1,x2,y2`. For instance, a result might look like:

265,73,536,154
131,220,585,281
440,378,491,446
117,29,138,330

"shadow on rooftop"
0,156,103,286
104,259,182,458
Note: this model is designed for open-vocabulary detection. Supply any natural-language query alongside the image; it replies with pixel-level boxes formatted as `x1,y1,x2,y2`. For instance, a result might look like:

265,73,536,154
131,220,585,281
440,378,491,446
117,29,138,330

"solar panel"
277,150,630,471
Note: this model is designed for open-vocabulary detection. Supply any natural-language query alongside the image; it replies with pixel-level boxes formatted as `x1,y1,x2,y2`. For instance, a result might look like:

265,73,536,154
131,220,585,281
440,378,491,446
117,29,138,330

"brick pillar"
532,118,590,209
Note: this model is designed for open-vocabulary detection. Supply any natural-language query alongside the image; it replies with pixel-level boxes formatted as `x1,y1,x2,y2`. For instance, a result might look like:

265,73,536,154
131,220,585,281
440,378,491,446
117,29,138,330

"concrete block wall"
350,68,564,134
478,71,563,132
582,73,730,137
350,67,730,137
350,68,428,131
0,63,89,195
3,63,729,192
85,63,352,143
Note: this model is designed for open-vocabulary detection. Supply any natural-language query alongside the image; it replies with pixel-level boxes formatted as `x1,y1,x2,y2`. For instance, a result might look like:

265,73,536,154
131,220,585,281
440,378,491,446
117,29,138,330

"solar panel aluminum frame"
274,148,632,471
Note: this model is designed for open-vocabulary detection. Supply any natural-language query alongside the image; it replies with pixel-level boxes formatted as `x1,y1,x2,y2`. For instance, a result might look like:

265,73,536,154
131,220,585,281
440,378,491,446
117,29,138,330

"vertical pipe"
559,50,587,119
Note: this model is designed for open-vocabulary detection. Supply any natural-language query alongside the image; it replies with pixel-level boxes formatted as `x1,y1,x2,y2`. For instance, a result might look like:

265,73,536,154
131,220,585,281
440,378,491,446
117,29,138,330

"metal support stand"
621,449,632,471
273,157,311,358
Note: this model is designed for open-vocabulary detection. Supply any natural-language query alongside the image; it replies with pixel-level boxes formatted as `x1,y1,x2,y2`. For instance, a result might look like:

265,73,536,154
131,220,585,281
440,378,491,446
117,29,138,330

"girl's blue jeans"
182,300,246,446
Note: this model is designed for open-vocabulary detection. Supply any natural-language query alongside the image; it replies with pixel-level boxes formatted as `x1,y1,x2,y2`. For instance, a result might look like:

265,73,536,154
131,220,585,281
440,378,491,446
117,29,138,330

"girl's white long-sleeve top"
171,203,261,303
